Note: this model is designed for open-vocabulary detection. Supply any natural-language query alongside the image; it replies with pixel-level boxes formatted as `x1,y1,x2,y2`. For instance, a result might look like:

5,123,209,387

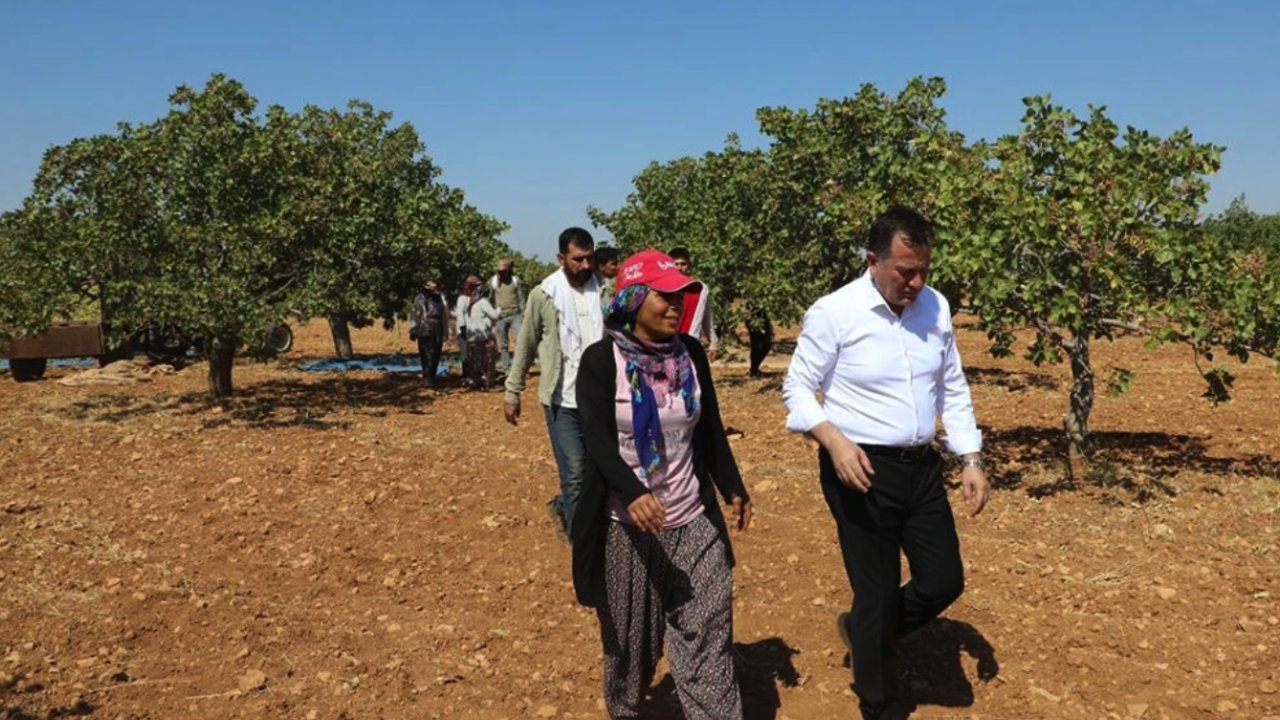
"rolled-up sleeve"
937,323,983,455
782,302,839,433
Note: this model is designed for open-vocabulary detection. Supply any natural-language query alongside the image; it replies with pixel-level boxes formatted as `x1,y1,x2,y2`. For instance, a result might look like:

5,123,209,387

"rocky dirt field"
2,317,1277,719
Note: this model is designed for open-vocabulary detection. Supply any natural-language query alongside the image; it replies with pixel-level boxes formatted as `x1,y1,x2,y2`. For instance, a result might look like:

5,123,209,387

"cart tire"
10,358,47,382
268,324,293,354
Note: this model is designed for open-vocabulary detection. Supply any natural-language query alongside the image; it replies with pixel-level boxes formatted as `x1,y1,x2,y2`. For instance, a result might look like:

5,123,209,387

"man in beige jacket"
503,227,602,539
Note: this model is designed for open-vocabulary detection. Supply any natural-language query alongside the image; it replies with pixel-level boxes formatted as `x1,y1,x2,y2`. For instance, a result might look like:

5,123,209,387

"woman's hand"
730,496,753,532
627,493,666,534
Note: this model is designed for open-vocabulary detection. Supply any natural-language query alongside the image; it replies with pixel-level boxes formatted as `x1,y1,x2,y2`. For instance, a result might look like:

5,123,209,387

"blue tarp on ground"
0,357,98,370
2,355,463,376
297,353,457,376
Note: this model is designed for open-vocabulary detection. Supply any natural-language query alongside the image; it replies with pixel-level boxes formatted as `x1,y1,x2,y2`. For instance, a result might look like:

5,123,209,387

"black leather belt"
860,443,935,462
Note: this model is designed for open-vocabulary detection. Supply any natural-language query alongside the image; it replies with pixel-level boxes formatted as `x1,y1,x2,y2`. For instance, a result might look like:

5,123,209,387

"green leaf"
1105,367,1133,397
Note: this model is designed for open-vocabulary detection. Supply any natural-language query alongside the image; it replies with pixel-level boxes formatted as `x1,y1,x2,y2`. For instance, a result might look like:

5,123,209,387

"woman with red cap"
572,248,753,720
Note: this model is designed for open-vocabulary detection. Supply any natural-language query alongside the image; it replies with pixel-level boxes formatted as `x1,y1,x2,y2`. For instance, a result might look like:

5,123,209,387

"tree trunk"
328,313,354,359
97,283,131,365
205,335,236,400
1063,334,1094,483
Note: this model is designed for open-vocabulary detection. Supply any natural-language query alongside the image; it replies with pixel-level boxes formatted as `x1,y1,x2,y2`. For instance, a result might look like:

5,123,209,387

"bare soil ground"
2,318,1278,719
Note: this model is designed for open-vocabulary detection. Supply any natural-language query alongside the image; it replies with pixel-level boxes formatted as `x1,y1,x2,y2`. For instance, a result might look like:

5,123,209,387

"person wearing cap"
409,279,449,388
667,247,718,361
781,206,990,720
572,248,753,720
464,282,502,389
490,258,525,373
503,228,603,539
455,275,482,380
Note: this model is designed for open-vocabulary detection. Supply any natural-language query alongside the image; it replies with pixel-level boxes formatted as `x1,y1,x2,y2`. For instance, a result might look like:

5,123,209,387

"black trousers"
820,447,964,720
416,331,443,385
747,311,773,376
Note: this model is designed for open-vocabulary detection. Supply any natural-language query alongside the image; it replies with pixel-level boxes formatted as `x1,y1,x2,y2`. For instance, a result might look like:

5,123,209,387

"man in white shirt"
503,227,603,539
782,206,991,720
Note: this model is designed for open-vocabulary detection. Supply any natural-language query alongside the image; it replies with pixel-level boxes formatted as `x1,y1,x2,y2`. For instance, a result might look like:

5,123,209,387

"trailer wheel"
10,358,47,382
267,324,293,354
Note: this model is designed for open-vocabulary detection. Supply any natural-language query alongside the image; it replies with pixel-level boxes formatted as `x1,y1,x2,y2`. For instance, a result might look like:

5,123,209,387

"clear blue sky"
4,1,1277,259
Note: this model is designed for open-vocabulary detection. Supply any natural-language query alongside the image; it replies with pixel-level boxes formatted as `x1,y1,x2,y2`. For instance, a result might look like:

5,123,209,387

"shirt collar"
854,271,890,312
854,270,916,320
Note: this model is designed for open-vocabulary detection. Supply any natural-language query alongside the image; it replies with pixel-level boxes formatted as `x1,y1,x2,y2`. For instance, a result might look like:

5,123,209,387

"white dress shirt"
782,272,982,455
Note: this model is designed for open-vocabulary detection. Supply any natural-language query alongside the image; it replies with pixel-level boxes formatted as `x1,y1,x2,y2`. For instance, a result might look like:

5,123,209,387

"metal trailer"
0,322,105,382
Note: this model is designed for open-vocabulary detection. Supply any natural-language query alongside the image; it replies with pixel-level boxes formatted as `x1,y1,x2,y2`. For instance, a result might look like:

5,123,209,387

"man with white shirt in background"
668,247,718,361
782,206,991,720
504,227,603,540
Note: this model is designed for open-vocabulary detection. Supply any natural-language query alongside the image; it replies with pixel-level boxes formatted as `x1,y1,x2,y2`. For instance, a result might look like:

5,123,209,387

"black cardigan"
570,334,750,607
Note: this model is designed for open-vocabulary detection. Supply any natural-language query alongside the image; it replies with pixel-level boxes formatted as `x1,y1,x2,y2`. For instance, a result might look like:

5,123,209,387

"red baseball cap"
615,249,702,294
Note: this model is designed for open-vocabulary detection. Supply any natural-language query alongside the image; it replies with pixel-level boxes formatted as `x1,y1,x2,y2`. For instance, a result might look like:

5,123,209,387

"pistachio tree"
2,74,506,397
951,97,1226,476
273,102,509,357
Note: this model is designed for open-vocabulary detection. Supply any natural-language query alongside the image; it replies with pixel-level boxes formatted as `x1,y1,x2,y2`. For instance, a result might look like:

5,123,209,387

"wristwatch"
962,457,985,470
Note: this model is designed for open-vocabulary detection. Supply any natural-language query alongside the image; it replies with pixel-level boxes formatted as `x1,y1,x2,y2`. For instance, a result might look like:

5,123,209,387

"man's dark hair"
667,246,691,262
559,227,595,254
868,206,935,258
595,246,620,265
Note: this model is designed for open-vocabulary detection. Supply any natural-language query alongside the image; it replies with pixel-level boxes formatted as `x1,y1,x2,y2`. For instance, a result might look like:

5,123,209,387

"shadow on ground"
832,618,998,715
1,693,94,720
715,352,1061,396
897,618,999,714
47,373,454,431
973,425,1280,501
714,371,784,395
711,361,1275,503
639,637,800,720
964,366,1061,392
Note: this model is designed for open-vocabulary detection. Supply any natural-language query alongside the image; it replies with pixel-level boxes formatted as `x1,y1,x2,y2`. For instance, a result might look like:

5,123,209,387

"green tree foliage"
593,78,1279,467
277,101,509,357
589,135,771,333
3,124,165,339
430,190,514,298
1,74,506,397
0,210,67,336
1203,195,1280,255
753,77,982,311
1177,196,1280,399
592,78,982,333
506,252,558,287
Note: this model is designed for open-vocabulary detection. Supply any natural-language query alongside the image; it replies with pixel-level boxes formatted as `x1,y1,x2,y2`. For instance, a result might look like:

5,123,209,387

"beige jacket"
503,287,564,407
